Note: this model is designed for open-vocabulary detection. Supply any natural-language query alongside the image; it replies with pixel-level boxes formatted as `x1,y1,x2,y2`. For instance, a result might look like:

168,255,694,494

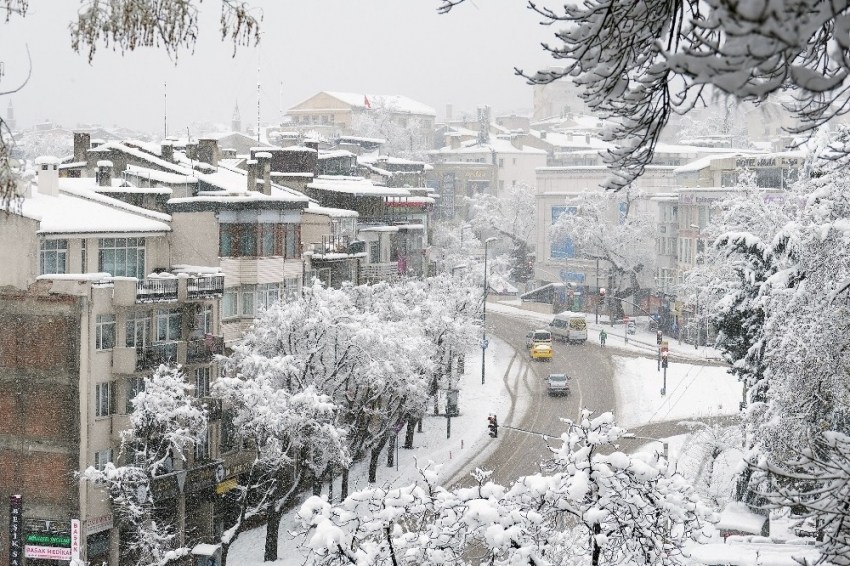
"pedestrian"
599,329,607,346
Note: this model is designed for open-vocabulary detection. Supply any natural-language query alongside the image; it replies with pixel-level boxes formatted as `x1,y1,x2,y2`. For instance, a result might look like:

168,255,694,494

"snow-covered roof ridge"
322,91,436,116
59,182,172,222
307,175,411,197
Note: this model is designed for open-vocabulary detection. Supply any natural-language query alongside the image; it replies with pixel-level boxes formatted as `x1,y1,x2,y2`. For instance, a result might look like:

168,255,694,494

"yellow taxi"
530,342,553,361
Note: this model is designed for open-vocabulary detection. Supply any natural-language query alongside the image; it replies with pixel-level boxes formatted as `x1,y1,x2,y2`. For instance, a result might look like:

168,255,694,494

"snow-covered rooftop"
307,176,411,197
433,137,548,156
9,183,171,236
305,202,359,218
321,92,436,116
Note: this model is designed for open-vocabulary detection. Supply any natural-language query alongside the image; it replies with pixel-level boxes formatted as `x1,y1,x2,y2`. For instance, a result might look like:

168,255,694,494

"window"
195,367,210,398
196,304,213,335
223,288,237,318
221,409,237,453
284,224,300,259
95,382,112,417
94,448,114,471
238,224,257,257
369,241,381,263
95,314,116,350
259,223,277,256
126,311,151,348
498,158,504,168
499,180,504,191
81,240,87,272
126,376,145,413
283,278,300,301
195,429,210,461
156,309,181,342
512,158,516,165
98,238,145,279
39,239,68,275
241,286,256,317
256,283,280,311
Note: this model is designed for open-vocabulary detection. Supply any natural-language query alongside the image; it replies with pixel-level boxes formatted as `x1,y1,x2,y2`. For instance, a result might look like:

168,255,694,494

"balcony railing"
361,262,401,281
136,343,178,370
187,275,224,300
136,278,178,303
186,335,225,364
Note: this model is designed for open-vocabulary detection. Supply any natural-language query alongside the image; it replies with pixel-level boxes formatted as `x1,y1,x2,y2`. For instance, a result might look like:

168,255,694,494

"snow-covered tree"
467,181,536,282
81,365,208,566
439,0,850,190
677,422,744,510
297,410,714,566
1,0,260,212
213,373,348,564
550,187,655,319
750,431,850,566
350,100,428,160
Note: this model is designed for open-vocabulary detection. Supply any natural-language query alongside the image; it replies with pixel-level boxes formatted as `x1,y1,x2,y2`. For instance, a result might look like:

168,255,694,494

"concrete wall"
169,211,220,268
0,213,38,290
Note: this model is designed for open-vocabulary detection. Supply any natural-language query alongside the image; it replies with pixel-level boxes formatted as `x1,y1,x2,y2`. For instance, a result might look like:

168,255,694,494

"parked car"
530,343,553,361
525,328,552,349
547,373,571,396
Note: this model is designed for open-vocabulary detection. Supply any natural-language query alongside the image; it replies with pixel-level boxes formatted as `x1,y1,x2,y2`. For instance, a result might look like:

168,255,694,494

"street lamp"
690,224,701,350
481,237,498,385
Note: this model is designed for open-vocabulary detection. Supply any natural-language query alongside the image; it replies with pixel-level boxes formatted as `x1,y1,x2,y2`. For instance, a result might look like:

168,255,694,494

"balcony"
186,335,225,364
136,278,178,303
136,343,179,370
361,262,401,282
187,275,224,300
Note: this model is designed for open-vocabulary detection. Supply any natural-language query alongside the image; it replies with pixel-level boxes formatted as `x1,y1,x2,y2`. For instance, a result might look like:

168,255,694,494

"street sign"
481,339,489,350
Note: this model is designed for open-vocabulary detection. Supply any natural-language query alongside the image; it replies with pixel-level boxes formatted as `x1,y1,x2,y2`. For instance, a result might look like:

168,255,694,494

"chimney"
446,103,453,122
255,152,272,195
160,141,174,163
73,132,90,163
97,160,113,187
197,138,220,168
450,135,460,150
246,159,258,191
511,135,524,150
186,143,198,161
35,156,60,197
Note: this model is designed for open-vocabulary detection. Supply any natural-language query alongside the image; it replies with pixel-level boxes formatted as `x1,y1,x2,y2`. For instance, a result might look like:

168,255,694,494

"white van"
549,312,588,344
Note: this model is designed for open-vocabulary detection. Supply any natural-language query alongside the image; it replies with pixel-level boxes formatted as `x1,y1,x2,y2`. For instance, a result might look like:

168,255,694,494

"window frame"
95,314,116,350
98,237,145,279
39,239,68,275
94,447,114,471
95,382,113,417
155,309,182,342
195,366,211,398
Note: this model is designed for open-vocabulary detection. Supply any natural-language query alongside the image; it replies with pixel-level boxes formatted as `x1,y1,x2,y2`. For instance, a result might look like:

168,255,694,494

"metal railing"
136,343,178,370
186,335,224,363
361,262,400,281
136,278,178,303
187,275,224,299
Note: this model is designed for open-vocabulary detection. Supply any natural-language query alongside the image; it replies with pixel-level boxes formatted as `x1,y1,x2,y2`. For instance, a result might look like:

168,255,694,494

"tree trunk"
341,467,349,499
417,418,423,433
403,419,415,449
387,433,396,467
369,434,390,483
327,464,334,503
591,523,601,566
264,506,283,562
313,472,322,496
220,542,231,566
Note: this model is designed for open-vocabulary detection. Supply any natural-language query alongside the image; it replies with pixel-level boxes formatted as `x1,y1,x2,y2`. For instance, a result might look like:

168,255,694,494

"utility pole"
481,237,497,385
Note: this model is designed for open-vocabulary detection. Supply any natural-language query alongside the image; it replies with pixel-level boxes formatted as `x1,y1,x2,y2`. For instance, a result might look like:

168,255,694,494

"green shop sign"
25,533,71,547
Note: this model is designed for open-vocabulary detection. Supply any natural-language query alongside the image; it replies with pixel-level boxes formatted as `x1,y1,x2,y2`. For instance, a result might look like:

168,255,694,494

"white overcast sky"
0,0,554,136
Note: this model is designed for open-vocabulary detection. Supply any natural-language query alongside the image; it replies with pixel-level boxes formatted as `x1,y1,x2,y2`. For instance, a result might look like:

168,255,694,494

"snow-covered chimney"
511,135,524,150
450,136,460,150
73,132,90,163
97,160,113,187
35,156,60,197
246,159,258,192
160,141,174,163
255,152,272,195
198,138,220,168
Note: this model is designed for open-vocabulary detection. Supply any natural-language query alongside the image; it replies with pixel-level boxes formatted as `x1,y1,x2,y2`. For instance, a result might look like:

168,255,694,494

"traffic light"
656,330,663,345
661,352,669,369
488,414,498,438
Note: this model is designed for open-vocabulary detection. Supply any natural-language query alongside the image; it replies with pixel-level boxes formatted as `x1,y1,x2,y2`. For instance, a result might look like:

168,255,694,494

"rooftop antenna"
164,81,168,139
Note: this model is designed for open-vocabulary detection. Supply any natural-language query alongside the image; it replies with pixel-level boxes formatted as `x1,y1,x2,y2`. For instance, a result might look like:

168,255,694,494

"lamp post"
481,237,498,385
690,224,702,350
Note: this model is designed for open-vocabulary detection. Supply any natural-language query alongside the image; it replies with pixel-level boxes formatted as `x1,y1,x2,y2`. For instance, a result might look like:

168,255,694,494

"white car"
547,373,571,396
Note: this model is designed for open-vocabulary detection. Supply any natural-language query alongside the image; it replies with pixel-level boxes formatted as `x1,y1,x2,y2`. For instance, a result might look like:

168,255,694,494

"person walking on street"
600,329,607,347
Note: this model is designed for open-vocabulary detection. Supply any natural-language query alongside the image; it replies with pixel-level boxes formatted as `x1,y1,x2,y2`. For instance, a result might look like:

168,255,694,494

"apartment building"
0,159,260,566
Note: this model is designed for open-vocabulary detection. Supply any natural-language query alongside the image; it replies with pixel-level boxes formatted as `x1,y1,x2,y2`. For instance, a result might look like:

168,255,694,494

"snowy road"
446,311,738,488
